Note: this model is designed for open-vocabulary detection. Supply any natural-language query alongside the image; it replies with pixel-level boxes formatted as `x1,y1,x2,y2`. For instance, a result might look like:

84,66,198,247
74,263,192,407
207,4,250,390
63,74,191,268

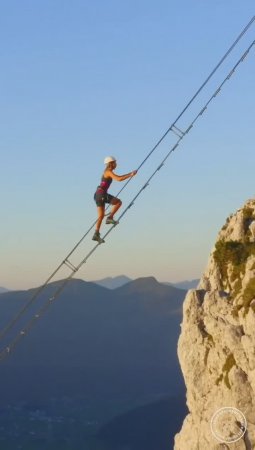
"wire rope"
0,18,254,360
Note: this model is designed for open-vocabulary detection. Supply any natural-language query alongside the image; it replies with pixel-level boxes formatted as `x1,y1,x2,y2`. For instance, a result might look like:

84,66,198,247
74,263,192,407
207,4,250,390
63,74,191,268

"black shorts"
94,189,115,207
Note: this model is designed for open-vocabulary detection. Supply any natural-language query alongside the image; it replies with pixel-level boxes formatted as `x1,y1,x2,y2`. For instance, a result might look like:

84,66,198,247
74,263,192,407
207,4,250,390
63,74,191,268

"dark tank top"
98,174,112,192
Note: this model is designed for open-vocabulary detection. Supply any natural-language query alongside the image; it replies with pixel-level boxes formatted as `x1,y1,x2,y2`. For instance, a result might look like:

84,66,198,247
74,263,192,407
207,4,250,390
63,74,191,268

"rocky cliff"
174,198,255,450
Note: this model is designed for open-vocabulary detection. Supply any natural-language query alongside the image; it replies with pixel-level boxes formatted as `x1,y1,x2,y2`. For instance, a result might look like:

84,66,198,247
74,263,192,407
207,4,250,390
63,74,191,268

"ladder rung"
64,259,78,272
171,125,185,138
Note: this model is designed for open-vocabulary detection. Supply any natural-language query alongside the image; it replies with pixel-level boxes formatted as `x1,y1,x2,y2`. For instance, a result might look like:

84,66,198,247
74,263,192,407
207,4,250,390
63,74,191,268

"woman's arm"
106,169,137,181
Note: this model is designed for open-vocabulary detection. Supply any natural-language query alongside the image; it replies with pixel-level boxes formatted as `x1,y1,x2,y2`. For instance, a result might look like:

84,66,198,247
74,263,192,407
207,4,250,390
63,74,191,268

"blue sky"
1,1,255,289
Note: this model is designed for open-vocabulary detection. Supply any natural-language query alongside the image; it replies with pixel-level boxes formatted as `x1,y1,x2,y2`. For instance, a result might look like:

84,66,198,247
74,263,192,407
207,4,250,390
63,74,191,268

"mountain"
92,275,132,289
0,286,9,294
175,198,255,449
98,396,188,450
93,275,199,290
170,279,199,290
115,276,185,314
0,277,187,449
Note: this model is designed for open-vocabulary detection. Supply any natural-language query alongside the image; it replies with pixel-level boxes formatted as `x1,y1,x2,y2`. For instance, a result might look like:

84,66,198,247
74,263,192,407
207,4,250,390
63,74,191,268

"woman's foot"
92,231,105,243
105,217,119,225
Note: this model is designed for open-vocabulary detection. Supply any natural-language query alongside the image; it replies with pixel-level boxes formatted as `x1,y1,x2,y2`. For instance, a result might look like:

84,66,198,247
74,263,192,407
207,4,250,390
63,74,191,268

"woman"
92,156,137,243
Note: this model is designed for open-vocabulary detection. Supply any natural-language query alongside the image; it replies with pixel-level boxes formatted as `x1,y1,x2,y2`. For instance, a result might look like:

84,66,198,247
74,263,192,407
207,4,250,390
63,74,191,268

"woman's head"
104,156,117,170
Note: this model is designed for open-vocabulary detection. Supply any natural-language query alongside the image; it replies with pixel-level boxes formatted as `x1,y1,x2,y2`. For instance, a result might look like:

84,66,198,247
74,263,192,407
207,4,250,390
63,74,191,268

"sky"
1,1,255,290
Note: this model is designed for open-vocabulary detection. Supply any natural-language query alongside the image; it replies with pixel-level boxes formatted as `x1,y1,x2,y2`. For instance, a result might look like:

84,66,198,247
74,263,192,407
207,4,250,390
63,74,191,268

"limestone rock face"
174,199,255,450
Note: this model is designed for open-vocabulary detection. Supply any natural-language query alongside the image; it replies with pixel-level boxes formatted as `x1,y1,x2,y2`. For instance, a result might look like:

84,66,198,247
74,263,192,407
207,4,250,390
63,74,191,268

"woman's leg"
96,205,105,232
108,198,122,218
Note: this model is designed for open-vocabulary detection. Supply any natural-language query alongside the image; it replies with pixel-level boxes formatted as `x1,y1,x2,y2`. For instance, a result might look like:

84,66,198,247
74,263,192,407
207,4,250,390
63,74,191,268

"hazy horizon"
0,274,200,292
1,1,254,290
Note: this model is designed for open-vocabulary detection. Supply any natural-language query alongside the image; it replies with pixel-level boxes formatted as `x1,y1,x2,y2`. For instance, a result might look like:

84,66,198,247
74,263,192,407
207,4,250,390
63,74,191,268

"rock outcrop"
174,199,255,450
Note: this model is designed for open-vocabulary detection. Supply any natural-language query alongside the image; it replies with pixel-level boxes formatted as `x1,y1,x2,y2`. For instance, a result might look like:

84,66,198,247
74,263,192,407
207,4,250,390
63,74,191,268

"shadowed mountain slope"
0,278,186,409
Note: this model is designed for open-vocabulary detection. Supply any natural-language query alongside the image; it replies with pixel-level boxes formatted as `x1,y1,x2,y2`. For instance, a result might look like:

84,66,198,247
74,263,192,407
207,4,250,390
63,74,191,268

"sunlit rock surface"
174,199,255,449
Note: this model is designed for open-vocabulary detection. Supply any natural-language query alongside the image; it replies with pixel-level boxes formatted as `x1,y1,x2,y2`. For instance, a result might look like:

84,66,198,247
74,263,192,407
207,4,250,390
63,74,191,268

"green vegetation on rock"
223,354,236,389
216,354,236,389
214,236,255,316
242,207,255,238
214,240,255,293
243,207,255,221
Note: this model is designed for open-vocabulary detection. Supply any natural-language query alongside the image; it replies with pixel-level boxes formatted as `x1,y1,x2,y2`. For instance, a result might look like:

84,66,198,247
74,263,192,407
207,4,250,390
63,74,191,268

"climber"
92,156,137,243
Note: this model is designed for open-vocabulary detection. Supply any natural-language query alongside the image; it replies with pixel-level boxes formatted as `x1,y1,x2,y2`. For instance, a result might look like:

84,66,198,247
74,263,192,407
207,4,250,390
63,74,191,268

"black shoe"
92,231,105,243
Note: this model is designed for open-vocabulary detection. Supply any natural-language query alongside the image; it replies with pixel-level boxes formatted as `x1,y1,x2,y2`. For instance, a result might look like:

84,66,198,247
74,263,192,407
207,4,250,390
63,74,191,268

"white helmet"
104,156,116,164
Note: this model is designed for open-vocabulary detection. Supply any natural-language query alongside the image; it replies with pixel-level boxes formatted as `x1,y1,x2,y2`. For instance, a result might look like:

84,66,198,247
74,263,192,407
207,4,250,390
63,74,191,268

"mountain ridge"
0,277,199,293
0,286,9,294
91,275,199,290
0,276,186,405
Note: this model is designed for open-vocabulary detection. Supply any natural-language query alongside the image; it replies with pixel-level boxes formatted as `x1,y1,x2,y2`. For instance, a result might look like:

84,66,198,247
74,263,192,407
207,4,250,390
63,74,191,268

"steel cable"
0,18,254,359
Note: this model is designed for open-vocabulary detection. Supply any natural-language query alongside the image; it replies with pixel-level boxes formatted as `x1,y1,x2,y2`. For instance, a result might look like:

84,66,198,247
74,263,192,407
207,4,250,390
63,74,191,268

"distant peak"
120,276,161,293
0,286,10,294
130,276,159,285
